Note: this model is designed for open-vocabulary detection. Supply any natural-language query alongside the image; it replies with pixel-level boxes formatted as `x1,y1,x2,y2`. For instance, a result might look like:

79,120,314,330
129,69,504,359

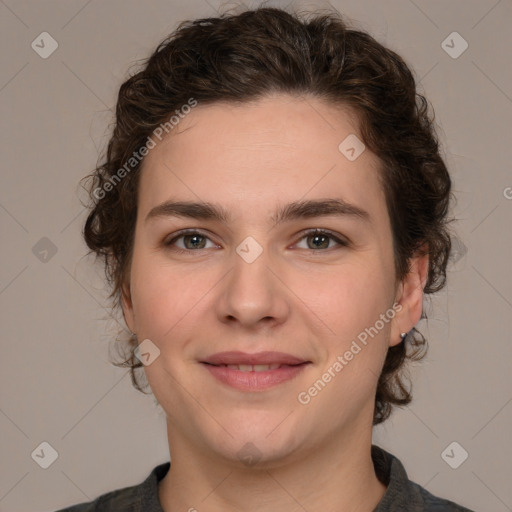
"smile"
201,361,310,391
220,363,281,371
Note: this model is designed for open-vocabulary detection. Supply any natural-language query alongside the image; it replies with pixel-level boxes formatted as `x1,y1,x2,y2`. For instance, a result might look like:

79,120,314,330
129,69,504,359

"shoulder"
409,479,475,511
54,484,141,512
371,445,475,512
54,462,170,512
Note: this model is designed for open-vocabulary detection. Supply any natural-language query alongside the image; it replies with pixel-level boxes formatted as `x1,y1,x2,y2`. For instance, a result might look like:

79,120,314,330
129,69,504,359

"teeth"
255,364,280,371
225,364,281,372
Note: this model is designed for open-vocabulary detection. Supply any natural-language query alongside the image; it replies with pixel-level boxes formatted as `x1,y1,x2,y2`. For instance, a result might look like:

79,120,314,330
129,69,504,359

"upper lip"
201,351,309,366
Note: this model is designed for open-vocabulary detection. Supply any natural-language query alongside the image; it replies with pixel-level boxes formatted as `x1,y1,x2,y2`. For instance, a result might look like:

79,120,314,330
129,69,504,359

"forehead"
137,94,387,225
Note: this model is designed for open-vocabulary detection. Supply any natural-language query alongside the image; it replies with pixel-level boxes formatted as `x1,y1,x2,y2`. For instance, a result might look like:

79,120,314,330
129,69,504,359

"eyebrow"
145,198,370,226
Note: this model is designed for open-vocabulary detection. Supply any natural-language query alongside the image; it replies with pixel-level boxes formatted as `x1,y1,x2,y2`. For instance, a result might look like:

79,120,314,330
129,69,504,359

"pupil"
185,235,205,249
310,234,328,249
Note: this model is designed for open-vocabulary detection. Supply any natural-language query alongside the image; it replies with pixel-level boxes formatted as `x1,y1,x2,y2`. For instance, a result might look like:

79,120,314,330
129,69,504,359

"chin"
214,439,303,470
202,413,307,468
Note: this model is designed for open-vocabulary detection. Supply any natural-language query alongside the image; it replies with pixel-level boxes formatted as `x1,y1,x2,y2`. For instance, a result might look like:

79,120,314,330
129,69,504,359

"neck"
158,424,386,512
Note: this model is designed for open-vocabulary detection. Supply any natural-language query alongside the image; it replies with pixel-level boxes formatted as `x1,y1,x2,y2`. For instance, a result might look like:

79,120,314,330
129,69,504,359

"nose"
215,238,290,331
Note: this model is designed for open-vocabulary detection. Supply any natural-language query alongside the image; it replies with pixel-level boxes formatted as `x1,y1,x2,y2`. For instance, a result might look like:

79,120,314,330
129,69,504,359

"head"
83,7,451,463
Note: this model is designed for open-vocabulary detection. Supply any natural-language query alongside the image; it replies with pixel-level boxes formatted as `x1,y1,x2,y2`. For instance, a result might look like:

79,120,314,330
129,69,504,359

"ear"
389,249,429,347
121,280,136,335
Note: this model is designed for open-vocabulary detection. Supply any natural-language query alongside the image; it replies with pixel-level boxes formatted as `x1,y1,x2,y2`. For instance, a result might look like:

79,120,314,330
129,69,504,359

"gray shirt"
55,445,475,511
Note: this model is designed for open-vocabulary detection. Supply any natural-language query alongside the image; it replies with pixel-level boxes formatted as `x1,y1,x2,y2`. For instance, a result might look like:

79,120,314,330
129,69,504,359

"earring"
400,332,407,340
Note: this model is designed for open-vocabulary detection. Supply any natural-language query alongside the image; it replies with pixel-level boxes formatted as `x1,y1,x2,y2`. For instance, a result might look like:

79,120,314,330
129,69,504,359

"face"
122,94,425,468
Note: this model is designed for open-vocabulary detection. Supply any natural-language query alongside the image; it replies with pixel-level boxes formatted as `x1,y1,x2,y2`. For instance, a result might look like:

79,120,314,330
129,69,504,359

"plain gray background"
1,0,511,511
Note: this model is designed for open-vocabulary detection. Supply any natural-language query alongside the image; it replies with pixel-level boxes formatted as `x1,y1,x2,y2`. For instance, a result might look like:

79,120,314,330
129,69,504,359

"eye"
294,229,348,251
164,228,349,254
164,230,218,253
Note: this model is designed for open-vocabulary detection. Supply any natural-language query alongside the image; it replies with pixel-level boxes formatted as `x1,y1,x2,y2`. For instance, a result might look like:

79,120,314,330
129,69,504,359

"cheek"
130,255,183,336
306,259,395,402
300,264,393,416
129,252,217,345
312,260,392,336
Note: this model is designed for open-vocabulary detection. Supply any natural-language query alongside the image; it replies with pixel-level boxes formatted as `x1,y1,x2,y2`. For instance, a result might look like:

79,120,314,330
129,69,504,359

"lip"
201,351,308,366
200,351,311,391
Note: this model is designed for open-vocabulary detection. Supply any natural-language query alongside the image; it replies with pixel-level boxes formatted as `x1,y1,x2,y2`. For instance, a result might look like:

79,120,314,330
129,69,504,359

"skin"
122,94,428,512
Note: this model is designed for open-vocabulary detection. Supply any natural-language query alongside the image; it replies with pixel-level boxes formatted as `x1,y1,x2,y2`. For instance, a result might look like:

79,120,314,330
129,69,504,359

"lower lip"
202,363,309,391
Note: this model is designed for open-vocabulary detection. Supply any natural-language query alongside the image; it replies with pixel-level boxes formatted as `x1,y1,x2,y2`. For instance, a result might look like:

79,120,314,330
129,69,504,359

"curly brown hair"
82,7,452,425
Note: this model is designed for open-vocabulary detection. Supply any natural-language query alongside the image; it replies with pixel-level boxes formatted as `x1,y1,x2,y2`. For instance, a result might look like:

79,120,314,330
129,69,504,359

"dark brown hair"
82,7,452,425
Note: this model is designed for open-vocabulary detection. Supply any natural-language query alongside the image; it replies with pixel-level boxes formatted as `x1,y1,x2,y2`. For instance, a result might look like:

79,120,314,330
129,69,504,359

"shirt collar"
371,444,425,511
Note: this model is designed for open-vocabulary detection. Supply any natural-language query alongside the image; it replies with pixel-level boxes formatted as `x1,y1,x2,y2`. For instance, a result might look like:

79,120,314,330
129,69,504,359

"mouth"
203,363,301,372
200,352,311,391
201,350,309,366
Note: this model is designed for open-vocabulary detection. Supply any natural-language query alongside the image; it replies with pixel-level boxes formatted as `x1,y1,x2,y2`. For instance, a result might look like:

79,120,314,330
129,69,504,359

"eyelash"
164,228,349,255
